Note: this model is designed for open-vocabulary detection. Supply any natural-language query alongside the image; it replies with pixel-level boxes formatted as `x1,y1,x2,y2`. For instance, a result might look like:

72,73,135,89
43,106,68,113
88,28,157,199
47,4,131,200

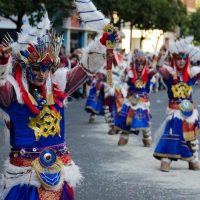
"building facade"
121,0,197,54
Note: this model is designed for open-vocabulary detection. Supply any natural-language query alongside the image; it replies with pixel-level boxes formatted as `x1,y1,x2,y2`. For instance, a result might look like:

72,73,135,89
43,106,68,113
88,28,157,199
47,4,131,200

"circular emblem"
133,94,140,101
20,148,26,156
39,149,56,168
181,100,191,110
179,100,193,118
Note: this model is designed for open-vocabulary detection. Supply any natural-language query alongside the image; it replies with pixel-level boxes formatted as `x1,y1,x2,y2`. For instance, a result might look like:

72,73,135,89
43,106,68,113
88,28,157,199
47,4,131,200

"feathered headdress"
131,51,149,84
168,36,197,83
2,12,67,113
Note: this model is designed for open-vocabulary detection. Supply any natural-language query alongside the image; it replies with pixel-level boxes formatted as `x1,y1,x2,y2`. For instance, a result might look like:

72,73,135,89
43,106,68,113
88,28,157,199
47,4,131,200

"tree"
152,0,187,48
127,0,187,48
92,0,136,28
184,7,200,45
0,0,73,34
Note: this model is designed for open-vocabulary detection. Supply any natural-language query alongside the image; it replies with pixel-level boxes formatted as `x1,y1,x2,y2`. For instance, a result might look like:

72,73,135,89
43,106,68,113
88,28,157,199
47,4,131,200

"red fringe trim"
173,58,190,83
14,64,40,114
14,66,69,114
131,63,149,84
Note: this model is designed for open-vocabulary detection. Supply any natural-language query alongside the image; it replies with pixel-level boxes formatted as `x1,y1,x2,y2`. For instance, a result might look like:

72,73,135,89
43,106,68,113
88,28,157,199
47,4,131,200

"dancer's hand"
100,27,120,46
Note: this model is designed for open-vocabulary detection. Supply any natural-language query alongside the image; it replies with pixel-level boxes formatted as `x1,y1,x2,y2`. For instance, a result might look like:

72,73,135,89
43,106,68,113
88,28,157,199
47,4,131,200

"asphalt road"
1,87,200,200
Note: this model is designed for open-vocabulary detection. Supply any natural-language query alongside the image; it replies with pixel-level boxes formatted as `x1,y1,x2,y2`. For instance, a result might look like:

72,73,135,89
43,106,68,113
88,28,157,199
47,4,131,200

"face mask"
27,63,51,82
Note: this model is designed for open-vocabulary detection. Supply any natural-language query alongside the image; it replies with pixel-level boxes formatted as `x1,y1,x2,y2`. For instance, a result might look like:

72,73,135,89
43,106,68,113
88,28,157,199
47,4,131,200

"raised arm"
156,46,171,80
157,65,171,80
53,28,120,94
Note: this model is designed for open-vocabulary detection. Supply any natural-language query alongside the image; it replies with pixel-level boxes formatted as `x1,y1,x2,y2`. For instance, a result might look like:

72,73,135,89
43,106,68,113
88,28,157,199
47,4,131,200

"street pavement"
1,87,200,199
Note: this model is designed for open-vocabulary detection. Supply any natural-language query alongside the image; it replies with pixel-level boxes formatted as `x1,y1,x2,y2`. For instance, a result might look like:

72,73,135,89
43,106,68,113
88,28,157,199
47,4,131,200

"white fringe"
192,144,199,151
190,66,200,77
120,133,129,140
81,34,106,74
189,157,198,163
161,158,171,163
7,75,24,104
0,159,83,198
63,161,83,188
190,140,199,145
166,107,199,123
52,68,68,91
124,98,150,111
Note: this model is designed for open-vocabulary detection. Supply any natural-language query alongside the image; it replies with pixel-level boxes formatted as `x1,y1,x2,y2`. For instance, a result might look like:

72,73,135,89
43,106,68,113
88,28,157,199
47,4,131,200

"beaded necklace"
32,88,47,106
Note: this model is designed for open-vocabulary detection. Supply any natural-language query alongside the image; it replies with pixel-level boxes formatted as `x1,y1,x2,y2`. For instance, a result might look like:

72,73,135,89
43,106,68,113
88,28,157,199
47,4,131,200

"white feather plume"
185,45,200,61
168,36,194,54
11,12,51,53
74,0,110,31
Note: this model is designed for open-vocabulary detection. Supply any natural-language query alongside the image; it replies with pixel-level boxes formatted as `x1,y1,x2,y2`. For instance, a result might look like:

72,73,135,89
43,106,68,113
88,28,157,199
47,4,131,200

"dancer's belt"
168,98,194,112
10,143,71,188
169,98,193,105
10,142,69,159
128,91,149,99
169,98,194,110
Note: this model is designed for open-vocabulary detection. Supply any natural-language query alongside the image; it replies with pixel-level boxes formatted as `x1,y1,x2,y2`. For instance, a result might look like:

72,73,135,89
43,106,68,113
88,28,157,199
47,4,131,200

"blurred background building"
0,0,199,54
121,0,198,54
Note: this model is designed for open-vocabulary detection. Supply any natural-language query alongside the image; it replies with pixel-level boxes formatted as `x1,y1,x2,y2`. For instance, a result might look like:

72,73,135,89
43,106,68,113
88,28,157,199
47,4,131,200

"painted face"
27,65,50,86
27,54,53,83
176,53,187,69
135,61,145,72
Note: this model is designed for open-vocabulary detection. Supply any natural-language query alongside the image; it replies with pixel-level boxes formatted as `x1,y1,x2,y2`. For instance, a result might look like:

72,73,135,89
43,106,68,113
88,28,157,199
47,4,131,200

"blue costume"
0,12,109,199
85,71,106,122
153,40,200,171
115,52,155,146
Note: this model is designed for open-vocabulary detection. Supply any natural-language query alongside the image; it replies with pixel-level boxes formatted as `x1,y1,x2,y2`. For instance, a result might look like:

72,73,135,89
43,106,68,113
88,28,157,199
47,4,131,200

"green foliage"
184,8,200,45
93,0,187,33
0,0,73,31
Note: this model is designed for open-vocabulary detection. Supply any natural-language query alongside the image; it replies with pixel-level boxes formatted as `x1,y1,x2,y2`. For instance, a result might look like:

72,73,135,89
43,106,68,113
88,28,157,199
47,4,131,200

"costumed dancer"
85,68,106,123
153,38,200,172
104,50,128,134
114,51,156,146
0,13,120,199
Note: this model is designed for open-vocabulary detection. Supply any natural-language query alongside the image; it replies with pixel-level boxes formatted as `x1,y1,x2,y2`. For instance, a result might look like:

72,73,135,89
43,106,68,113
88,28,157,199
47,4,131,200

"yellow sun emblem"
28,106,62,141
171,82,192,98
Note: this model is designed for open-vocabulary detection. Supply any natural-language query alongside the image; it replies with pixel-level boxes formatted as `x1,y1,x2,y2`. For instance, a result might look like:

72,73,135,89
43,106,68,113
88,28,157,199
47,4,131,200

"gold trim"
183,131,195,141
114,126,130,134
85,106,99,114
135,80,146,88
28,94,38,106
153,152,194,161
161,138,179,140
46,93,54,105
106,70,113,88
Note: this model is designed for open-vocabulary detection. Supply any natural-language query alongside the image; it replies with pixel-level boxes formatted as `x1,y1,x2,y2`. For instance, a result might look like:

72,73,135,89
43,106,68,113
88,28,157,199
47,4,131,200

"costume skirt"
153,117,195,161
114,100,150,134
85,86,104,115
4,182,74,200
